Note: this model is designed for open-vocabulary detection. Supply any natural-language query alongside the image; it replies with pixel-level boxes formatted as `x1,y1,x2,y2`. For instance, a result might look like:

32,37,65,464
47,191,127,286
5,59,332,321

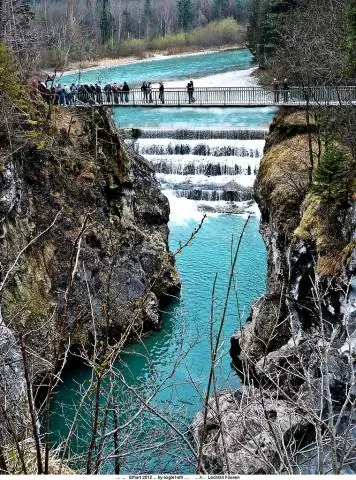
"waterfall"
133,143,261,157
122,128,268,140
129,128,265,214
174,188,253,202
151,159,257,176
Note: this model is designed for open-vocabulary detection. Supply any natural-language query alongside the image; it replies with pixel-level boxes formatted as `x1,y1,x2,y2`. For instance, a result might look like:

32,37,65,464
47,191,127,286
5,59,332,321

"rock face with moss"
194,109,356,474
0,108,180,378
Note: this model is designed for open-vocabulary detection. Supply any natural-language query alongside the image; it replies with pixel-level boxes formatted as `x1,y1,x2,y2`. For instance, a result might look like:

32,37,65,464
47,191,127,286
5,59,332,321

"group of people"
36,77,291,106
141,81,165,104
271,78,289,102
101,82,131,103
36,79,131,105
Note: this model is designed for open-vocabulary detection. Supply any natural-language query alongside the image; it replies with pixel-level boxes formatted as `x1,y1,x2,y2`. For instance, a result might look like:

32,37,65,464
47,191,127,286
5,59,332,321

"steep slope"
194,109,356,474
0,107,180,377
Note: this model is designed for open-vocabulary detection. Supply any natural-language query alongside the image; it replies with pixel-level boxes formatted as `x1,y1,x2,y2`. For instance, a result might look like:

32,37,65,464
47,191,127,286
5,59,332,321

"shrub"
100,18,244,58
311,147,354,207
118,38,146,56
0,43,22,101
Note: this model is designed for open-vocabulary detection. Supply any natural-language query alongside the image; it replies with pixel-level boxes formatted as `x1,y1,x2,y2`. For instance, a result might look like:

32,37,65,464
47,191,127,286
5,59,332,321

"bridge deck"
67,86,356,108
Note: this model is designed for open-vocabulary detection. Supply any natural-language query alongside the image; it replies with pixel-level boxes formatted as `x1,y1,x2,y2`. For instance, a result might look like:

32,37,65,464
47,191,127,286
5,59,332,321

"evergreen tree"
246,0,300,63
246,0,265,59
346,2,356,76
177,0,194,31
144,0,153,33
212,0,230,20
235,0,243,21
312,147,352,207
98,0,111,44
122,7,134,39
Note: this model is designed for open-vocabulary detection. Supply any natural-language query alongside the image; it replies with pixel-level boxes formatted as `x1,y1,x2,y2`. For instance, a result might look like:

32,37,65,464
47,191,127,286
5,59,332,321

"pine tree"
177,0,194,31
312,147,352,207
246,0,265,59
235,0,243,21
212,0,230,20
99,0,111,44
246,0,300,62
346,2,356,76
122,7,134,39
143,0,154,38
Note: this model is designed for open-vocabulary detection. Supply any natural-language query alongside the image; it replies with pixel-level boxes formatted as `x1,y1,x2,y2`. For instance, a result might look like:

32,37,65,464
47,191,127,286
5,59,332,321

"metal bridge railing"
66,86,356,107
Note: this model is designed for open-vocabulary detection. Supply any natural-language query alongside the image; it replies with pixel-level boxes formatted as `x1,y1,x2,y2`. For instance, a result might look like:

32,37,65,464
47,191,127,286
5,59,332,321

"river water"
51,50,276,473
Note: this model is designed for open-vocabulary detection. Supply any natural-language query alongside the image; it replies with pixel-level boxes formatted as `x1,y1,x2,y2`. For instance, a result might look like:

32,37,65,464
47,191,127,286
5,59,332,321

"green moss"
294,193,350,276
3,249,53,328
259,135,312,208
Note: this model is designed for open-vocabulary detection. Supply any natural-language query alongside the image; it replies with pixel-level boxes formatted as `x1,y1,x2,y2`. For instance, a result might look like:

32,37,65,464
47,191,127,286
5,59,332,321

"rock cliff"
0,107,180,380
194,109,356,474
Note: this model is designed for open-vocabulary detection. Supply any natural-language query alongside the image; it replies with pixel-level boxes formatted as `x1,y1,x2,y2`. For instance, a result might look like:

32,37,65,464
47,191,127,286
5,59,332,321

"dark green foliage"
212,0,230,20
346,2,356,76
177,0,194,31
312,147,353,207
246,0,267,60
235,0,243,20
122,8,134,39
99,0,112,44
246,0,300,62
143,0,153,38
144,0,153,20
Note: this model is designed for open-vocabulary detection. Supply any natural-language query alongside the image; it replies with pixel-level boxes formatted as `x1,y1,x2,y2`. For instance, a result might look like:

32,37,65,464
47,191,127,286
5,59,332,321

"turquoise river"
51,49,276,473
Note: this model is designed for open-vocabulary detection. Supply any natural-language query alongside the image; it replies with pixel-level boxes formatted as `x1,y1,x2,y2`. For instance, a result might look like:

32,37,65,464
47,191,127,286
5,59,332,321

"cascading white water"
130,138,263,157
146,155,259,175
124,128,268,140
125,131,265,213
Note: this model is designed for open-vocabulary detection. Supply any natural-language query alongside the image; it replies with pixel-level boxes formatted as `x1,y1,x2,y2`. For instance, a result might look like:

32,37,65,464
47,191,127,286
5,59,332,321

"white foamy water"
134,136,263,223
131,138,264,147
147,154,260,165
131,138,264,151
162,190,203,225
151,67,259,89
158,173,256,188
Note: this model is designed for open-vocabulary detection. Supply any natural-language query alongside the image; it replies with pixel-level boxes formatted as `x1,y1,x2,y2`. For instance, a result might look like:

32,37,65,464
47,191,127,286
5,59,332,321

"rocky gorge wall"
0,107,180,446
194,109,356,474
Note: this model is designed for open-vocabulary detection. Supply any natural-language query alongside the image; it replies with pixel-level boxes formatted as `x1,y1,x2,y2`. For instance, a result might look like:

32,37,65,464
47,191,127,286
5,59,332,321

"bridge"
69,86,356,108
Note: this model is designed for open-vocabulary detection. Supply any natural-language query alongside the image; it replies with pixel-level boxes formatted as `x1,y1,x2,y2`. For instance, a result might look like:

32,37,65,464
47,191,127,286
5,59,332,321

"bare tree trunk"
113,404,120,474
19,333,43,474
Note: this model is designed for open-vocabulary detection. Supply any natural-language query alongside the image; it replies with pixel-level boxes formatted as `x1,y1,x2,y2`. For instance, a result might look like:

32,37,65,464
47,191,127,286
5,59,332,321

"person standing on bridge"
122,82,130,103
104,83,112,103
70,83,78,104
159,82,165,104
141,81,148,102
187,80,195,104
147,82,153,103
95,83,102,104
57,84,66,106
272,78,280,102
282,78,289,102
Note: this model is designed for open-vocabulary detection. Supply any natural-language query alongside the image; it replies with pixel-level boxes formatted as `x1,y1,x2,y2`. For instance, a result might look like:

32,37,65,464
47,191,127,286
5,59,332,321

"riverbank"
52,44,244,76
